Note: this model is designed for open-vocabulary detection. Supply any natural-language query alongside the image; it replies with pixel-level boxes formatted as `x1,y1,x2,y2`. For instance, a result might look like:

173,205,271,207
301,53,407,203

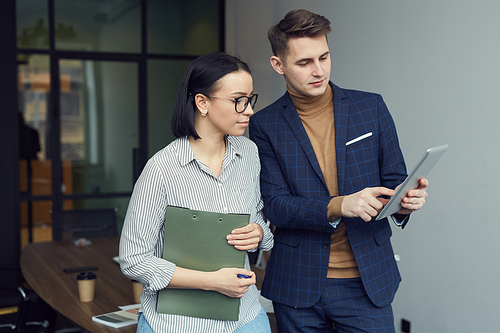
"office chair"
50,208,118,241
0,276,51,332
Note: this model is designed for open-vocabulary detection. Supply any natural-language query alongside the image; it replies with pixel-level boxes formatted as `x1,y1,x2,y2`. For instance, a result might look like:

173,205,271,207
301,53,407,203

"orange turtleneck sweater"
289,85,360,279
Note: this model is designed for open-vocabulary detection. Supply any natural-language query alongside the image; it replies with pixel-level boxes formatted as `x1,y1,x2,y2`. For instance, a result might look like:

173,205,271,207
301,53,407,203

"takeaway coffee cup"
131,280,142,303
77,271,97,302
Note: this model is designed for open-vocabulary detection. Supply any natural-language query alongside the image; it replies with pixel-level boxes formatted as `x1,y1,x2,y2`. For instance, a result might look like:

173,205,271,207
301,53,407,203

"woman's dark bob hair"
171,52,251,139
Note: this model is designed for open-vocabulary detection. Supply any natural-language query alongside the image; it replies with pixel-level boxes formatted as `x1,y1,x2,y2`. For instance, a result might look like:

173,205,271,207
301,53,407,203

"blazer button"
322,242,328,249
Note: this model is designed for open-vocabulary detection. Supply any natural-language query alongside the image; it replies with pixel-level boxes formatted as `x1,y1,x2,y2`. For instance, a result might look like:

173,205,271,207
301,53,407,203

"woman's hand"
210,268,256,298
226,223,263,250
168,267,255,298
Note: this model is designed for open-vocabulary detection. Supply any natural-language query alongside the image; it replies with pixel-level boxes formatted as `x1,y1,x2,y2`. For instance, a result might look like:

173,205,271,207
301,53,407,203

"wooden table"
20,237,137,333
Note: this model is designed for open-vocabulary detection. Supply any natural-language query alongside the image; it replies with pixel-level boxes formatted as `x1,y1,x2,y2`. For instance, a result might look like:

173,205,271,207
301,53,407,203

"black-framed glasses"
209,94,258,113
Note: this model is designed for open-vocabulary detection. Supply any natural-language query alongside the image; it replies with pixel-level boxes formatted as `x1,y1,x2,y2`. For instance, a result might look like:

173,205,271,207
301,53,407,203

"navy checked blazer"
249,82,408,309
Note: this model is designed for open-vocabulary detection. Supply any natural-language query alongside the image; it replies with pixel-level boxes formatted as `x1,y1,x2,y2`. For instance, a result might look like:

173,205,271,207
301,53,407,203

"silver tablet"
375,144,449,221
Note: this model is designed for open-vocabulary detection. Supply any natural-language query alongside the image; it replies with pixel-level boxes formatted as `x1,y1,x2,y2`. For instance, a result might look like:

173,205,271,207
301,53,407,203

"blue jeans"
136,313,153,333
137,306,271,333
235,306,272,333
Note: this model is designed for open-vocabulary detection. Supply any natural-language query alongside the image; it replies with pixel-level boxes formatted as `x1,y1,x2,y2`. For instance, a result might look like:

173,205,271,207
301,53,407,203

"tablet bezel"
375,144,448,221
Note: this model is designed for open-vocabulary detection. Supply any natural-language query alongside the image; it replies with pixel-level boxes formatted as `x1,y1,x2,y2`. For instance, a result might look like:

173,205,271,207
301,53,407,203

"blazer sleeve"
376,95,407,190
249,115,335,232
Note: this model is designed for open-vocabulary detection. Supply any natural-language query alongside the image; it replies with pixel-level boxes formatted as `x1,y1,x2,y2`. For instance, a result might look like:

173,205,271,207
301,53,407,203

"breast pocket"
232,183,253,211
346,132,373,148
345,132,377,177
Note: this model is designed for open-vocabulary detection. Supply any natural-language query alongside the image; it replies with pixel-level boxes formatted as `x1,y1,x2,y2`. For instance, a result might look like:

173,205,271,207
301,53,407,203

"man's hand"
397,178,429,215
227,223,263,251
342,187,395,222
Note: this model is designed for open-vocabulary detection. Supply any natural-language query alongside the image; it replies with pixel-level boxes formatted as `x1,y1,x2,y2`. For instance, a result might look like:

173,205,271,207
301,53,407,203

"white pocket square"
346,132,373,146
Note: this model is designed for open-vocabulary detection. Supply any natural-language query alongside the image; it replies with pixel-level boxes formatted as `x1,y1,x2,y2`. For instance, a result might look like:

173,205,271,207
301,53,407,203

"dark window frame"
6,0,225,244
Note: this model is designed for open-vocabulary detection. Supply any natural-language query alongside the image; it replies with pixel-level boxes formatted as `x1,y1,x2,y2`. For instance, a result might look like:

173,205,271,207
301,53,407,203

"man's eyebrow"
295,57,313,64
295,51,330,64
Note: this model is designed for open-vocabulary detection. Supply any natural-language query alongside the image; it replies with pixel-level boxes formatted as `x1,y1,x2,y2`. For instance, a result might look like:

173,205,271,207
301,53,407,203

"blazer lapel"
332,84,349,196
281,93,327,187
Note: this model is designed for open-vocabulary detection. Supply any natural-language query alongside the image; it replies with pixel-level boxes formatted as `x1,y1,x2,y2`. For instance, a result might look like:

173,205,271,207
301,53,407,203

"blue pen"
237,274,252,278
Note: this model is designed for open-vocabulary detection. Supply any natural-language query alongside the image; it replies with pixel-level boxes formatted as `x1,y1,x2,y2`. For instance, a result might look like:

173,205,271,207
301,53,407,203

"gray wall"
227,1,500,332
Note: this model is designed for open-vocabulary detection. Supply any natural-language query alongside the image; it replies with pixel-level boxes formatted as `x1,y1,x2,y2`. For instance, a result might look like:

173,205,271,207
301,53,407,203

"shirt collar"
226,135,243,158
177,136,196,167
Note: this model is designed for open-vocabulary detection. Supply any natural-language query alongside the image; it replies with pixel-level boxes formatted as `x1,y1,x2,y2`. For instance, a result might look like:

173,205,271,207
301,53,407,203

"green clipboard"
156,206,249,321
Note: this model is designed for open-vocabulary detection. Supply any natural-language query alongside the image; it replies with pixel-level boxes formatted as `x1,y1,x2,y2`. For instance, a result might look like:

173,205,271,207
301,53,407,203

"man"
249,9,429,333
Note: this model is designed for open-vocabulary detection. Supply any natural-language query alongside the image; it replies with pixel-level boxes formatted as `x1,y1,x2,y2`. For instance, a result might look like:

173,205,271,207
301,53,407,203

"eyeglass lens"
235,95,258,113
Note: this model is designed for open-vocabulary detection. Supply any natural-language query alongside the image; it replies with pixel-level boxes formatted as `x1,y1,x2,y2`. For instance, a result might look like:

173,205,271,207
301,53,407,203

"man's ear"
270,56,284,75
194,93,208,112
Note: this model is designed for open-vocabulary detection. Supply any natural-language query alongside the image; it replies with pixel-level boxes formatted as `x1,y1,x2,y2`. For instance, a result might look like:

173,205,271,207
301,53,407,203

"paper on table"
92,305,139,328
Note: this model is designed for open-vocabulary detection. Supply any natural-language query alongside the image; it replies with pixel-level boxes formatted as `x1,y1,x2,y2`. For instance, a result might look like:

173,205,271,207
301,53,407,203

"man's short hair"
268,9,332,58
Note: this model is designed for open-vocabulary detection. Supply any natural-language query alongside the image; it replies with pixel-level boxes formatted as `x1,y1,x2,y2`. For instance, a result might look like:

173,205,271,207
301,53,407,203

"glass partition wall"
16,0,224,248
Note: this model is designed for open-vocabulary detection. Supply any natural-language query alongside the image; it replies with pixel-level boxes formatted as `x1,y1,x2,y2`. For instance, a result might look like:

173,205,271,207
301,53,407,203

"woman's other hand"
227,223,263,250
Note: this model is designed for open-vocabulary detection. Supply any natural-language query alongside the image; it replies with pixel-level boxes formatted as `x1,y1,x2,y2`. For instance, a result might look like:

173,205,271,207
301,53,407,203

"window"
13,0,224,247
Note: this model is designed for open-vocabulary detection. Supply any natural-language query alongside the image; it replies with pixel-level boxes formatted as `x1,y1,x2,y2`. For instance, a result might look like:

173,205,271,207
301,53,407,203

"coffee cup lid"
77,271,97,280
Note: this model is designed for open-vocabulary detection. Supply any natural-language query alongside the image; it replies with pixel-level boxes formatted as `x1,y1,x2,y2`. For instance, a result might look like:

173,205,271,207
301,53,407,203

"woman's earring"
200,110,208,117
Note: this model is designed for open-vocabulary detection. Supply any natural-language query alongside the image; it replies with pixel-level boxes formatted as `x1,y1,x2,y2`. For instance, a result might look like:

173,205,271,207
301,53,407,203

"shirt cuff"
253,219,274,252
327,196,346,229
329,217,342,228
391,213,409,226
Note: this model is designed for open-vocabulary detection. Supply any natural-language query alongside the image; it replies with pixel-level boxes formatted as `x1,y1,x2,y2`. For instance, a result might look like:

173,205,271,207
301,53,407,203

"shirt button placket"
217,181,228,213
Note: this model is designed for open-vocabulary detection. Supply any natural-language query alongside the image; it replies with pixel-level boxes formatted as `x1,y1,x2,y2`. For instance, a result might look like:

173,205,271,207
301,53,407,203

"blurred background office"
1,2,223,329
2,1,500,332
1,0,223,275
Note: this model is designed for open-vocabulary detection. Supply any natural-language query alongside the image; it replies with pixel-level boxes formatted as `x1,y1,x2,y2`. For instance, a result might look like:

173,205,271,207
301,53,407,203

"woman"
119,52,274,333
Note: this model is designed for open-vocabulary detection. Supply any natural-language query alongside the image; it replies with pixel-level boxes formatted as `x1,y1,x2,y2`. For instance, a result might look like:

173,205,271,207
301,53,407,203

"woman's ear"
194,93,208,112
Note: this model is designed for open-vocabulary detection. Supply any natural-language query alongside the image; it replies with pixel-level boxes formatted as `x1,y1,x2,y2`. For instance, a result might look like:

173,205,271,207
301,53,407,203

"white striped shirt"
119,135,274,333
